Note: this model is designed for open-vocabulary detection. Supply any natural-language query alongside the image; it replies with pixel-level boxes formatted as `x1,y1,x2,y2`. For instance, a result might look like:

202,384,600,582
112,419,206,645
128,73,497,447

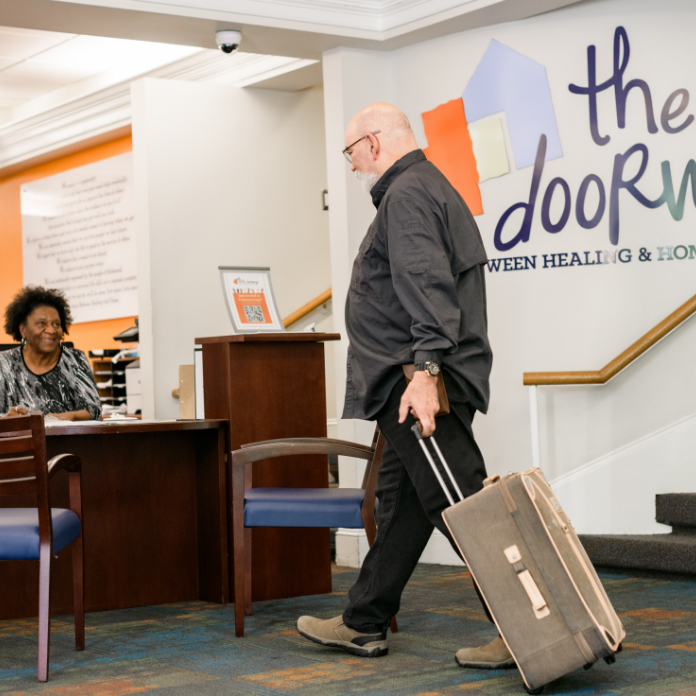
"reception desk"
0,420,228,620
0,333,340,620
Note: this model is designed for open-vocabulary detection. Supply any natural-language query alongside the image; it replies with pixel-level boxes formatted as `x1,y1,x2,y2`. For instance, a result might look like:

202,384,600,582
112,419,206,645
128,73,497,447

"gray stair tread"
656,493,696,528
580,533,696,575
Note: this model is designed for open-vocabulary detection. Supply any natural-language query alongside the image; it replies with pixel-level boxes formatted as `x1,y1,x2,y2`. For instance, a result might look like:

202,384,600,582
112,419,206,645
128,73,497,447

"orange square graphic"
422,98,483,215
233,292,272,324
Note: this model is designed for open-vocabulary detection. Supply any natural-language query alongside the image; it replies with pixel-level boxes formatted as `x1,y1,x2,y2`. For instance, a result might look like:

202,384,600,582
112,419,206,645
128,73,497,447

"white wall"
324,0,696,560
553,409,696,534
323,48,400,566
323,47,393,455
131,78,333,419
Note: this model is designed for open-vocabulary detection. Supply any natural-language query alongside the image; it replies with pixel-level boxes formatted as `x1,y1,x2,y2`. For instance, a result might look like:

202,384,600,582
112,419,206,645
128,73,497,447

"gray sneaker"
296,615,388,657
455,636,516,669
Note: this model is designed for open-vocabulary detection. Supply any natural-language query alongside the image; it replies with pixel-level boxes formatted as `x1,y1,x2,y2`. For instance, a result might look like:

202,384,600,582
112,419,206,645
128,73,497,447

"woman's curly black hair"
3,286,73,342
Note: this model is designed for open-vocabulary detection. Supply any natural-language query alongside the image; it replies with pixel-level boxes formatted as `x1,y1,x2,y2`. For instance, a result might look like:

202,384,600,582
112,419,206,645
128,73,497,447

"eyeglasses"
342,130,381,163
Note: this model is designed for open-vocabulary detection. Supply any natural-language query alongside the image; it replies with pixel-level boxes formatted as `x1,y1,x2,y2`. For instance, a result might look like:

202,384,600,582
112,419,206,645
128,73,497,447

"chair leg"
72,534,85,651
38,544,52,682
231,464,246,637
233,538,245,638
390,616,399,633
244,528,252,616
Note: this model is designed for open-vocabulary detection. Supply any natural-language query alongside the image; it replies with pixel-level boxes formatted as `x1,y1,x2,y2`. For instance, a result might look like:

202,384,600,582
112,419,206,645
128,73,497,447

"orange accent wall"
422,98,483,216
0,135,136,353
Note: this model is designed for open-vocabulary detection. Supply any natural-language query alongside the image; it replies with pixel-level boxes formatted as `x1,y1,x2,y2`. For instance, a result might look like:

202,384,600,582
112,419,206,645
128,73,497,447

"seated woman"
0,286,101,421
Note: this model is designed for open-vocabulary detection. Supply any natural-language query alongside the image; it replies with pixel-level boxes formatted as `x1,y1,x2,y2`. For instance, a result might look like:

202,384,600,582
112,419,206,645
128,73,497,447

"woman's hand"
2,406,29,418
47,410,93,422
47,411,76,421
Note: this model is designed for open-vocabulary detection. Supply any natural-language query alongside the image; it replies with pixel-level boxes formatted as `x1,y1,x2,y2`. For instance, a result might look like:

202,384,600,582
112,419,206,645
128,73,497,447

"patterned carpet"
1,564,696,695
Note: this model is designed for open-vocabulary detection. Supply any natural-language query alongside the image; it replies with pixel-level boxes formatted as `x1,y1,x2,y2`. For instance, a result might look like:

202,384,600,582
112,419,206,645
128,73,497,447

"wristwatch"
416,361,440,378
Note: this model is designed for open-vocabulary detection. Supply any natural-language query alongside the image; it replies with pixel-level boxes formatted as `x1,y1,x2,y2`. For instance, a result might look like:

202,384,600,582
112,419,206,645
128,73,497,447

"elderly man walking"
297,102,512,670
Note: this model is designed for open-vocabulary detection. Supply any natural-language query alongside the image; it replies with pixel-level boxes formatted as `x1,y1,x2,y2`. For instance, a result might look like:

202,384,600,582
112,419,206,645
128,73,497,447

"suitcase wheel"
524,685,544,695
583,663,594,670
604,654,616,665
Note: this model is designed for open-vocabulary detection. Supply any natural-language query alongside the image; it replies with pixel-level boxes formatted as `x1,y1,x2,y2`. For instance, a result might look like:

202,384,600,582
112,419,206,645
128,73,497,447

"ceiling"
0,0,585,58
0,0,586,126
0,0,585,170
0,24,320,126
0,26,202,122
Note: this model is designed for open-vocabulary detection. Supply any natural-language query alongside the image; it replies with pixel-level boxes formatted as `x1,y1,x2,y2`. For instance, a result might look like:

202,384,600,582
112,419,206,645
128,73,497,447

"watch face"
426,362,440,377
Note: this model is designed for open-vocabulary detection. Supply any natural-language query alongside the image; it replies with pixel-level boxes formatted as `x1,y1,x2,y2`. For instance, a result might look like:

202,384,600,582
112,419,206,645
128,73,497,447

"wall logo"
422,27,696,262
422,39,562,217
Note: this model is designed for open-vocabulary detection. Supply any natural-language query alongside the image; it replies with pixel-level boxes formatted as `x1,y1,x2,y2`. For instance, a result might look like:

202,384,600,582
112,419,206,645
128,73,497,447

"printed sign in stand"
219,266,285,333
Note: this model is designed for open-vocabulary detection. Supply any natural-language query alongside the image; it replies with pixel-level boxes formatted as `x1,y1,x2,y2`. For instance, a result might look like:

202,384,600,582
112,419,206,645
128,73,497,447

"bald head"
345,103,419,183
348,103,417,151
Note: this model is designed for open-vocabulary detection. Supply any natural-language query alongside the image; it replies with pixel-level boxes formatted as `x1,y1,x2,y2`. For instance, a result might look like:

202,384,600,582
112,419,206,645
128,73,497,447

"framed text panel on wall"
20,152,137,324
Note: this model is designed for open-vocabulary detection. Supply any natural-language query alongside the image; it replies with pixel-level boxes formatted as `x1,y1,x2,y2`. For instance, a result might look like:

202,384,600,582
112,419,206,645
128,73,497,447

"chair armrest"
241,437,373,453
47,453,82,480
47,454,83,518
232,438,374,467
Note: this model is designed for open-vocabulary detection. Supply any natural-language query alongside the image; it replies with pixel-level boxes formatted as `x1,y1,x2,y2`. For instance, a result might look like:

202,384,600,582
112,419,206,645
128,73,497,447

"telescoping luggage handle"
411,423,558,630
411,423,465,506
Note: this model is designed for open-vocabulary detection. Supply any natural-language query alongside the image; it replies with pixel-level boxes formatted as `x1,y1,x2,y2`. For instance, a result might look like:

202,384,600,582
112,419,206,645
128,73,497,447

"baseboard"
335,529,368,568
335,528,464,567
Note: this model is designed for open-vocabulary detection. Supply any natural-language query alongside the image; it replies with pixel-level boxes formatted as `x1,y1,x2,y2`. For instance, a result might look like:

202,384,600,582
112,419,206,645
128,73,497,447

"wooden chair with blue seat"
0,413,84,682
230,425,398,637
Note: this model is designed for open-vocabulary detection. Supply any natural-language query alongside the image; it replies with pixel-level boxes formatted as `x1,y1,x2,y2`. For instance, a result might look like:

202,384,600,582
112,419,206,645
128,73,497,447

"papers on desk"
106,419,177,425
44,418,178,427
45,419,103,426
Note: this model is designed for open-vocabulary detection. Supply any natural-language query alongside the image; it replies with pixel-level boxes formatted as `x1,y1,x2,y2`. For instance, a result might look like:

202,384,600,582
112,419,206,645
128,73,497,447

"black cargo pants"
343,374,495,633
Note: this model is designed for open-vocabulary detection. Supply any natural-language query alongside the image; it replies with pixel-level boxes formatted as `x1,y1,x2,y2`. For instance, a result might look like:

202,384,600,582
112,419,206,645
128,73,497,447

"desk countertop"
195,333,340,344
46,419,226,436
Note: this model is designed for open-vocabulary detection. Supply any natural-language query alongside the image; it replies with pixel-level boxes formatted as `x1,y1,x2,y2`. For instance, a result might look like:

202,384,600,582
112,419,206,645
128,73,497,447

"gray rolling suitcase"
412,424,625,694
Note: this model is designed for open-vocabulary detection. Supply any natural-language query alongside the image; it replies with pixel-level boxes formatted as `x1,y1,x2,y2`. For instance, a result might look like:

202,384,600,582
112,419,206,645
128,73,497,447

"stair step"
656,493,696,528
580,534,696,575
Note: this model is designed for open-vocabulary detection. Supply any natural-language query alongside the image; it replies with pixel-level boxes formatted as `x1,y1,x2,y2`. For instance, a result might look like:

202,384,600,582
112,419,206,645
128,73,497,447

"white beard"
354,169,379,194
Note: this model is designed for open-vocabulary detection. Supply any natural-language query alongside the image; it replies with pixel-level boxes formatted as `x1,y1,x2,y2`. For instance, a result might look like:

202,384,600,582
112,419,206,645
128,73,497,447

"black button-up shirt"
343,149,493,420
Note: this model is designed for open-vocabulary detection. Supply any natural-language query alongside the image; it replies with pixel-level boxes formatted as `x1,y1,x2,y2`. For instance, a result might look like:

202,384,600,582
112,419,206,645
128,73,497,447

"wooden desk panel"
0,421,228,620
198,334,339,603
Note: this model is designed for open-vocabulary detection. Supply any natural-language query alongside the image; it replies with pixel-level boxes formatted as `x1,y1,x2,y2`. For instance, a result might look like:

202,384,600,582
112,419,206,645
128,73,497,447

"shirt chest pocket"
350,230,394,299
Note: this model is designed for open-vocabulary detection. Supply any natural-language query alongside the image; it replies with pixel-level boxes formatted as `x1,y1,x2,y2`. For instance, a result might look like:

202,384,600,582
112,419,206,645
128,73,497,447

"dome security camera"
216,29,242,54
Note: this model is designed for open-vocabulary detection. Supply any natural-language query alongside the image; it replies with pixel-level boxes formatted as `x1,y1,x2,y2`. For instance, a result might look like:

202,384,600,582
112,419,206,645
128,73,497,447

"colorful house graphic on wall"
422,39,563,215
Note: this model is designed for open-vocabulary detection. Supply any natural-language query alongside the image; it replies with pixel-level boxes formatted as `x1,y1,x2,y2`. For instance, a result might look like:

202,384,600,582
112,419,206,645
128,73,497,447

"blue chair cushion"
0,508,81,560
244,488,366,528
